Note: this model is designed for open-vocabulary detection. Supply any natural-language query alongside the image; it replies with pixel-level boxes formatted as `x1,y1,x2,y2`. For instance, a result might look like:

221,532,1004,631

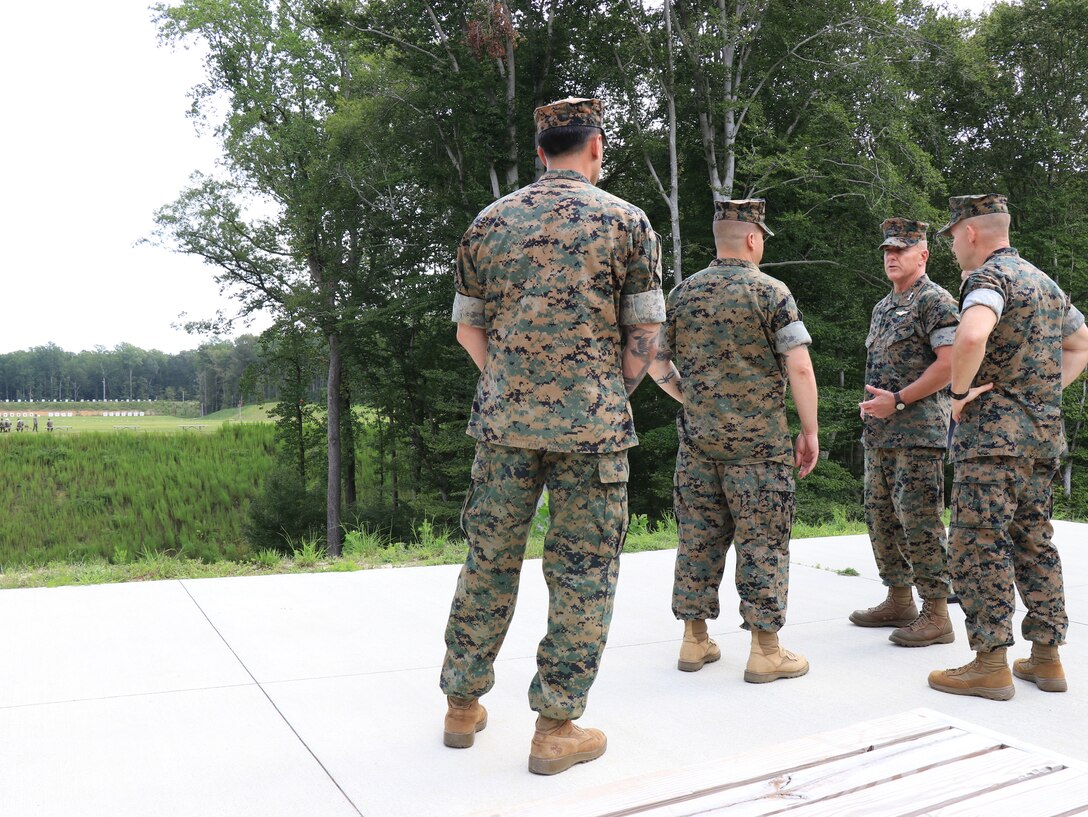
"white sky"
0,0,271,355
0,0,996,356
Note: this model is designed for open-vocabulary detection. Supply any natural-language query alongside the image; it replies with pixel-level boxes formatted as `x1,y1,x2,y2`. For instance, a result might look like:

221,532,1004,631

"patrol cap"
713,198,774,237
879,217,928,249
936,194,1009,236
534,97,605,141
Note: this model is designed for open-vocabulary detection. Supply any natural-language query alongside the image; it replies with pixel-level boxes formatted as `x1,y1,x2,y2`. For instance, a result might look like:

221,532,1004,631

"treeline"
145,0,1088,549
0,338,324,414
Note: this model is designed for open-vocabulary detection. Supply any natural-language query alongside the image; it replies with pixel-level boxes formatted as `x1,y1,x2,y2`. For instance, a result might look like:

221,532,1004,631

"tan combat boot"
1013,643,1067,692
889,597,955,647
744,630,809,684
928,648,1015,701
849,586,918,627
528,716,607,775
677,619,722,672
443,696,487,748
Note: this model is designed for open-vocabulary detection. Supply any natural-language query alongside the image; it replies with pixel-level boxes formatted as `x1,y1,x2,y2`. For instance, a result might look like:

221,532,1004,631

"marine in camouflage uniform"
440,97,666,771
652,199,820,683
851,218,959,647
928,194,1088,701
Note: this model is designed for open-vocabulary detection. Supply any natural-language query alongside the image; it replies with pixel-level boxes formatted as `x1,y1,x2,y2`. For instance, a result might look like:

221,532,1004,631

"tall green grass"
0,425,276,567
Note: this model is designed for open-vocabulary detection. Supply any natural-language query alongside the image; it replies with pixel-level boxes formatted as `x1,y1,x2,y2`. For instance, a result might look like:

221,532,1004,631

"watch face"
896,402,906,410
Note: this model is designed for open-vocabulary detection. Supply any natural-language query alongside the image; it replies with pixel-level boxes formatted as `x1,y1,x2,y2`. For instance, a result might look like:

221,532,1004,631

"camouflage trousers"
671,446,795,631
863,446,951,600
950,456,1067,652
440,441,629,720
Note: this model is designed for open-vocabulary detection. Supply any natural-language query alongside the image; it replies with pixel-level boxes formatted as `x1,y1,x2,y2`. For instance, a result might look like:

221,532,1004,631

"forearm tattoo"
623,326,660,395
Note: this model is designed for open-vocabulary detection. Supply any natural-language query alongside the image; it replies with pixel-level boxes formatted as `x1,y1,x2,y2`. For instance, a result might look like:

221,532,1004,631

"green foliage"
795,458,864,525
244,464,327,553
291,535,326,567
252,548,282,568
0,425,275,567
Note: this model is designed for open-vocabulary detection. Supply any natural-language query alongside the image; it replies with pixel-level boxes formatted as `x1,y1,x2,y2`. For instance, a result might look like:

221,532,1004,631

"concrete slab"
1,522,1085,817
0,580,251,708
0,686,360,817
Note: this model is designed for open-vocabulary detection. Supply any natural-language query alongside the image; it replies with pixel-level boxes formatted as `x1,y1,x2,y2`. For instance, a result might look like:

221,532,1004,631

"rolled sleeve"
930,326,957,350
775,320,812,354
962,288,1004,321
621,290,667,325
1063,304,1085,338
620,220,663,299
451,293,486,328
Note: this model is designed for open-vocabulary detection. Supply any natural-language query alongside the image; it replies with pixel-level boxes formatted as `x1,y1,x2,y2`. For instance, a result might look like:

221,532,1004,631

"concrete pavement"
1,522,1085,816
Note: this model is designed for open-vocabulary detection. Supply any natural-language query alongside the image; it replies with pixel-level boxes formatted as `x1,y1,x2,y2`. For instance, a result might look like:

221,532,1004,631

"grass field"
0,399,874,589
2,402,276,434
0,423,277,567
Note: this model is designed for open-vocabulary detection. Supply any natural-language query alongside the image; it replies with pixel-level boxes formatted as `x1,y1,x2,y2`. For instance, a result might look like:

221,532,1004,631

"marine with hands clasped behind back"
649,198,820,684
440,96,667,774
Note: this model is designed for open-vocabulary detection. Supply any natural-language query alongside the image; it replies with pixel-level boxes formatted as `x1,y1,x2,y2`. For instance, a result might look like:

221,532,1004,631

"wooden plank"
923,767,1088,817
732,747,1066,817
640,731,1001,817
478,711,953,817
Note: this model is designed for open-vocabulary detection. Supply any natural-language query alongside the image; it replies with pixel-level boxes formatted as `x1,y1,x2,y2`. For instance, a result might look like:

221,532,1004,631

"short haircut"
537,125,601,158
968,211,1012,238
712,218,759,247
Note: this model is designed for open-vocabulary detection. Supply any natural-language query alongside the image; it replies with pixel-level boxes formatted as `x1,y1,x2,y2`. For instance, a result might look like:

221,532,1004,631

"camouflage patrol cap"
879,217,929,249
534,97,604,135
936,194,1009,236
713,198,774,237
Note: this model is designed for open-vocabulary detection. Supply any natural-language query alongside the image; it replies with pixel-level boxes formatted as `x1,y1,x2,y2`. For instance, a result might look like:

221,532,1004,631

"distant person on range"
851,218,959,647
439,96,666,774
928,194,1088,700
650,198,819,684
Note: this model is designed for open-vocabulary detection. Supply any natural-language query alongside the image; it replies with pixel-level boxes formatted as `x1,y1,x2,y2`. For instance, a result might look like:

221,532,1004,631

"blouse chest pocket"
881,309,918,347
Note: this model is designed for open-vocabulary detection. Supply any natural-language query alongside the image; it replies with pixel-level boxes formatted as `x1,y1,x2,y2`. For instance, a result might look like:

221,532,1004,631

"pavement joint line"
0,682,258,711
177,579,364,817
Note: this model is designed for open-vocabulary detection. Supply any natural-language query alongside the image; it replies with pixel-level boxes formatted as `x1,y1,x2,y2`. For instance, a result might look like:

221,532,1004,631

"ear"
589,133,603,161
964,222,977,243
536,146,548,168
748,229,759,251
918,247,930,264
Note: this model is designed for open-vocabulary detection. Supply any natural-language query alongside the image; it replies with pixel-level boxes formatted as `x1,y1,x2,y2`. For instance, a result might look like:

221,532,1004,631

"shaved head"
713,219,759,249
964,212,1011,242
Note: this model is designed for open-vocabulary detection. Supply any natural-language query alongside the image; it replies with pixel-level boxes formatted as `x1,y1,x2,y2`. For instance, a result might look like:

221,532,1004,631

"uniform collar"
890,273,930,305
709,257,759,271
983,246,1019,264
539,169,591,185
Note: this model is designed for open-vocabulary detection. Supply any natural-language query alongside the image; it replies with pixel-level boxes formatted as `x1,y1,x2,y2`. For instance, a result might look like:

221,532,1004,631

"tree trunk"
341,381,357,507
390,432,399,510
502,3,519,192
295,363,306,484
326,334,343,556
377,413,386,503
665,0,681,283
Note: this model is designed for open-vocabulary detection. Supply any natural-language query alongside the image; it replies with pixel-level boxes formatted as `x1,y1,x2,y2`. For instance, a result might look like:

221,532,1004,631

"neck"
967,239,1011,271
714,245,758,264
893,269,925,294
542,156,596,183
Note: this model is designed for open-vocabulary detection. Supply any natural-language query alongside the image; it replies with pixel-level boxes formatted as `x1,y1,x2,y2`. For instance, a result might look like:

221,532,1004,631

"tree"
154,0,368,554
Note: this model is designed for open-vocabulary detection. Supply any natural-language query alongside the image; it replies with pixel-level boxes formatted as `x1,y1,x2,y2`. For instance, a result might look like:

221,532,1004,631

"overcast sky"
0,0,996,356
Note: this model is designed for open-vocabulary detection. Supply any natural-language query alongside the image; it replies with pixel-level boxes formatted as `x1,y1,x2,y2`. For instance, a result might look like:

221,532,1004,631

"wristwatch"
950,388,970,400
894,391,906,411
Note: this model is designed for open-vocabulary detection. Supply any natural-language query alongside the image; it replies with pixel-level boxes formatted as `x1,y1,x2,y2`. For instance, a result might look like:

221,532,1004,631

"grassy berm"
0,423,276,566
